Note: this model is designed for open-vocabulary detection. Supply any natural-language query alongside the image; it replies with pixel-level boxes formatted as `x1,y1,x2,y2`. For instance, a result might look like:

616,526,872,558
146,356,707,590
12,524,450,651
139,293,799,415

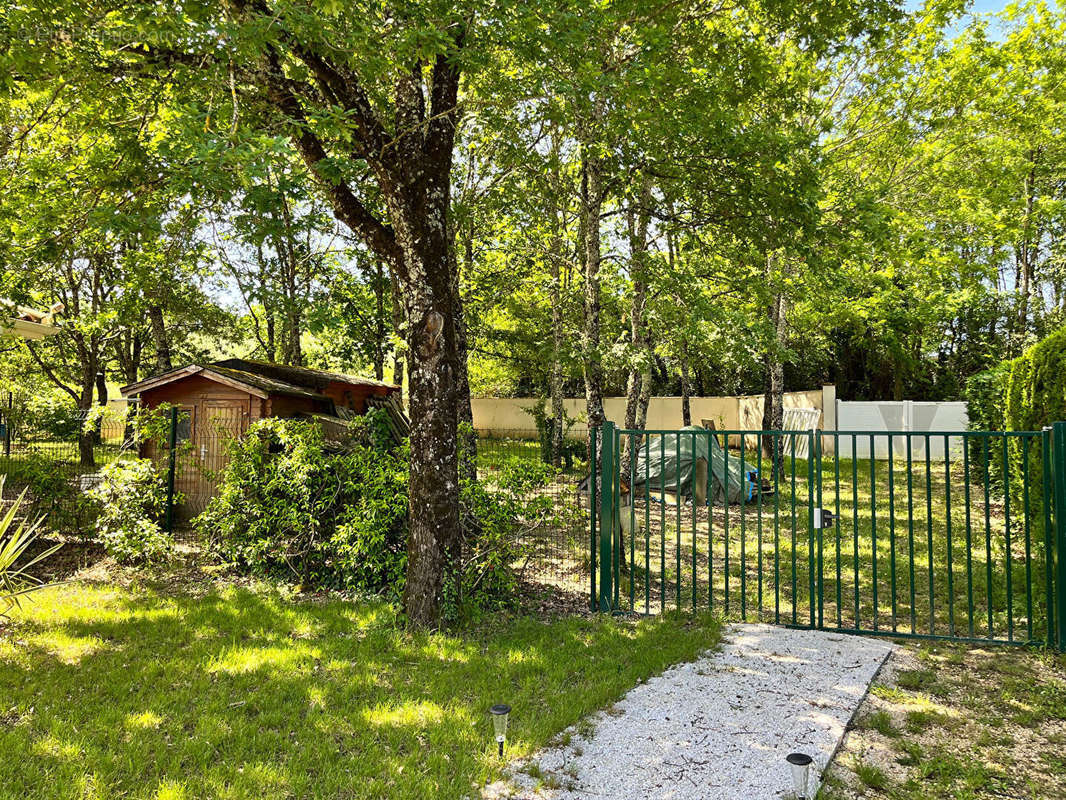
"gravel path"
493,624,894,800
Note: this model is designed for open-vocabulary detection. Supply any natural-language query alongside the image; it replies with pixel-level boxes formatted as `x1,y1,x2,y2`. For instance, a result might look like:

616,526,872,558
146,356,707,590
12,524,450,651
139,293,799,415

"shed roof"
120,359,397,400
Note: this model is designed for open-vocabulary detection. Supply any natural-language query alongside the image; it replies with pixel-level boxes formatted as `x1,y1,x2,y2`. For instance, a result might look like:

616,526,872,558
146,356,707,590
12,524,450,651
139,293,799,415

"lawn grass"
822,641,1066,799
0,581,720,800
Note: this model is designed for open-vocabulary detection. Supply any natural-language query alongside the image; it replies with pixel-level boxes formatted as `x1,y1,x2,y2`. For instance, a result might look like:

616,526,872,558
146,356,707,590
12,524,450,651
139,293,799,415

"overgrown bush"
968,326,1066,556
88,459,172,564
0,455,96,535
965,361,1010,487
199,415,553,623
198,416,410,599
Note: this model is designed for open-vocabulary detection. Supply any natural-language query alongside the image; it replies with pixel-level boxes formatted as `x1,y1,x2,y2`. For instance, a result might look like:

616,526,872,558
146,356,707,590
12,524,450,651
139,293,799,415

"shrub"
965,362,1011,488
198,416,409,598
200,416,554,623
88,459,172,564
0,455,96,535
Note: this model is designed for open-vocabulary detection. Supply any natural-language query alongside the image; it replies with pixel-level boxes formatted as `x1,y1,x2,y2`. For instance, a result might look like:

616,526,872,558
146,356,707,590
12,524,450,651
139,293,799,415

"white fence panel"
836,400,968,460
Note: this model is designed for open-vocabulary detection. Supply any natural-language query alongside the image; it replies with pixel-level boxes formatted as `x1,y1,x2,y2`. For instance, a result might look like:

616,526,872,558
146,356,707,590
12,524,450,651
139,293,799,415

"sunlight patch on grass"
32,733,81,761
153,779,189,800
208,643,316,675
27,630,110,664
126,710,164,730
364,700,449,728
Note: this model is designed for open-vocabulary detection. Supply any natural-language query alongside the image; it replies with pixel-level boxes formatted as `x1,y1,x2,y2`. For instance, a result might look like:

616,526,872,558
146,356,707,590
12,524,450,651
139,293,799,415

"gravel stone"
500,624,894,800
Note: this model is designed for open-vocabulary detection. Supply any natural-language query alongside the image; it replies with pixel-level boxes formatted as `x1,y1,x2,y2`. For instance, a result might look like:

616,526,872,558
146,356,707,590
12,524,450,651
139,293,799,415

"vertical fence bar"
1002,434,1013,642
692,430,698,612
708,432,714,612
1022,435,1032,642
790,433,797,624
852,435,859,628
741,439,747,621
164,406,179,535
613,427,621,611
590,428,598,611
888,434,897,632
806,430,816,628
834,433,842,628
964,434,975,637
1053,422,1066,650
907,434,916,634
813,431,822,629
645,435,651,615
944,434,955,638
630,434,637,612
758,439,764,618
675,432,682,611
660,434,666,615
925,434,934,636
724,438,731,617
1042,428,1054,647
870,434,878,631
598,422,614,613
984,437,994,638
775,436,781,624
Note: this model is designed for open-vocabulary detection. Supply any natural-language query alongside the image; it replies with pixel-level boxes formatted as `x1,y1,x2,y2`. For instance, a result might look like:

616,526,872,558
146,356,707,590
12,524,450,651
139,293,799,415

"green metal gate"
590,421,1066,650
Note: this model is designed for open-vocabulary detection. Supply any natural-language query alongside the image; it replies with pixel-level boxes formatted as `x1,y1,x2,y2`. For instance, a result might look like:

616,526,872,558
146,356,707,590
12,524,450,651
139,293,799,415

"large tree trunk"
397,229,461,630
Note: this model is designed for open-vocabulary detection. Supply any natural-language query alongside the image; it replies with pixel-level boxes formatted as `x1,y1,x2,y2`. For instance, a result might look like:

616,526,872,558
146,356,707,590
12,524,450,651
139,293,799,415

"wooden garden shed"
120,358,401,515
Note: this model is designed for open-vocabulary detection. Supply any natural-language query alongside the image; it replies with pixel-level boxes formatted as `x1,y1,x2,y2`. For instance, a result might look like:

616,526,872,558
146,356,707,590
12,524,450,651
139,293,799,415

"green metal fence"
591,421,1066,650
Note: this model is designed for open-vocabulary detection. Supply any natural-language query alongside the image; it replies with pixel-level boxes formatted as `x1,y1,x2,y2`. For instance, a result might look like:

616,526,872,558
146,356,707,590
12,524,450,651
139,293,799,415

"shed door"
181,401,248,517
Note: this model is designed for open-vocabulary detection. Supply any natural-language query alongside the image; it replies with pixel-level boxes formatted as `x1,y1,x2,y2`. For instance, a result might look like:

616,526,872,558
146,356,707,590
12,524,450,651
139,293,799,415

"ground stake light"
786,752,814,799
490,704,511,757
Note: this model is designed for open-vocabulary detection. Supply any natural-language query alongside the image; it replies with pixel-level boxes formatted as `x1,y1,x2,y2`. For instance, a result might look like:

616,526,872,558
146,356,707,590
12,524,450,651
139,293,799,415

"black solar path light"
490,704,511,757
786,752,814,799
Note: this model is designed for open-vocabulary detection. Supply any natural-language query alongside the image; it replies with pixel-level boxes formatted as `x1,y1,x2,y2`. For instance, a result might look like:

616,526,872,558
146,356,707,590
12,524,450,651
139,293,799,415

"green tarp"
631,425,756,504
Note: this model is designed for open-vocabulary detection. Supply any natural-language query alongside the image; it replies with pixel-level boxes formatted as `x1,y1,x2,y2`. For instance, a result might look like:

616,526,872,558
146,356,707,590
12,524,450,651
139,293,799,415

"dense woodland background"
2,1,1063,412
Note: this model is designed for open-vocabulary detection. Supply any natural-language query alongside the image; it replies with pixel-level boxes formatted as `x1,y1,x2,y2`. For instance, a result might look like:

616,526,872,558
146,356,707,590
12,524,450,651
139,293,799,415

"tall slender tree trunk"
580,96,607,439
391,272,405,397
622,175,652,472
761,284,787,475
680,349,692,427
147,304,172,373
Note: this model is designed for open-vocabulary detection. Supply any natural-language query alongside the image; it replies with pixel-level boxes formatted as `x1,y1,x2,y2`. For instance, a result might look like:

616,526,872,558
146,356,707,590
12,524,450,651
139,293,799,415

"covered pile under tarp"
631,425,756,505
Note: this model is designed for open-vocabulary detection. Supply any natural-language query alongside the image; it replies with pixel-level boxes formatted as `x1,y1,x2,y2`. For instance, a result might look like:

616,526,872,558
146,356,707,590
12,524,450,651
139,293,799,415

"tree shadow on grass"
0,584,720,800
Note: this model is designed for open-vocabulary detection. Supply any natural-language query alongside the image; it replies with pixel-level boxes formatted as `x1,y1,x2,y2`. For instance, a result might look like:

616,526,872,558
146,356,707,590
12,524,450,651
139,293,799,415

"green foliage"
0,455,96,536
965,362,1011,486
200,416,558,623
526,399,582,467
197,417,409,598
0,477,61,616
88,459,172,564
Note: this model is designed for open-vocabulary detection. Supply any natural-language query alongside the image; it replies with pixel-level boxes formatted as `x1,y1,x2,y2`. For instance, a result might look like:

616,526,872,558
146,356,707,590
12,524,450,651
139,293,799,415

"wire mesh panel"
0,398,134,533
475,430,590,595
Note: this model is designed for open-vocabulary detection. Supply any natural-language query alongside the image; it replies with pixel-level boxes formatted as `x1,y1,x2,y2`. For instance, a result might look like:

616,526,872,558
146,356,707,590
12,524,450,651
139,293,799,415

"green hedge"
968,327,1066,561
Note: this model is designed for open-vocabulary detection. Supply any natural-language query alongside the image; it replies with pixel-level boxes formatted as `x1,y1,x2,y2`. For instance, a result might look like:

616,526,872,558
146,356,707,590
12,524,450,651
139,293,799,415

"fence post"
164,406,178,534
3,391,11,458
1053,422,1066,651
598,421,615,612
